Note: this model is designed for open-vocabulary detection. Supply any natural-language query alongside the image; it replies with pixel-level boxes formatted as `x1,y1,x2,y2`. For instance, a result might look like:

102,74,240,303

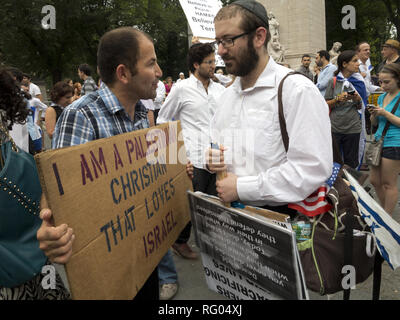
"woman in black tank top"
45,81,74,139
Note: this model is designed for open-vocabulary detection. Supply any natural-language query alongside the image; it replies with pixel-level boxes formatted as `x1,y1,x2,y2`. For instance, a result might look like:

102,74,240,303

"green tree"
0,0,189,87
326,0,398,66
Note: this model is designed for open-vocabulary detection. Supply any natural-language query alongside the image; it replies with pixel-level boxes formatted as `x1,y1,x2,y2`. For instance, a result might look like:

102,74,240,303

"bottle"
291,216,311,242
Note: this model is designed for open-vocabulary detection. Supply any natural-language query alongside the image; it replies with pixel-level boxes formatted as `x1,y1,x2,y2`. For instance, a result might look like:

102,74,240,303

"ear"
115,64,131,84
253,27,268,49
193,62,200,72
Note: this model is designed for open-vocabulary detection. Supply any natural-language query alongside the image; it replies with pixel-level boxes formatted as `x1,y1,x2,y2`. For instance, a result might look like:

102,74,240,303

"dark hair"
355,42,369,52
317,50,330,61
4,67,23,84
334,50,357,76
380,63,400,88
187,43,215,73
0,69,30,129
78,64,92,77
50,81,74,104
97,27,153,85
22,73,31,80
215,4,270,49
302,54,311,59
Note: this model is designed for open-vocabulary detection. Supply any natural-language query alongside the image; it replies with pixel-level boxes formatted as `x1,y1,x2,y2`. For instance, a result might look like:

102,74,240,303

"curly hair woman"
0,69,30,129
0,68,70,300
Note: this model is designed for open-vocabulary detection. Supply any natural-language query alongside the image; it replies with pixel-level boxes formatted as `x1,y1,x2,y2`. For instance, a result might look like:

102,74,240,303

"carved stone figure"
329,42,342,66
268,12,280,38
268,36,286,64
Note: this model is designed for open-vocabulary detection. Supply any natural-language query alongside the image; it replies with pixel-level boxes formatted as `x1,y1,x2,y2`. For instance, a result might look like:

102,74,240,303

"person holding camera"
325,50,364,169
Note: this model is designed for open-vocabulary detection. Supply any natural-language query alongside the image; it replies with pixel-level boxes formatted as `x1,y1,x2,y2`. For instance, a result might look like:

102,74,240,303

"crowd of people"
1,0,400,301
294,39,400,217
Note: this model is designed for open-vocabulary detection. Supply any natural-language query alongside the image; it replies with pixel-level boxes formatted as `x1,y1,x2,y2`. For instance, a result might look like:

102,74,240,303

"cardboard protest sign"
179,0,225,67
179,0,222,39
201,253,279,300
188,191,308,300
35,121,192,299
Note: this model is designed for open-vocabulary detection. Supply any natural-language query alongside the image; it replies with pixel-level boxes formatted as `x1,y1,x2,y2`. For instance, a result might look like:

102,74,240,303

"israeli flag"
345,170,400,270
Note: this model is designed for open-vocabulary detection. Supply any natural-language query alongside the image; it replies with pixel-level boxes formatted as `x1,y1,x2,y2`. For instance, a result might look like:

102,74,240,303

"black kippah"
233,0,269,28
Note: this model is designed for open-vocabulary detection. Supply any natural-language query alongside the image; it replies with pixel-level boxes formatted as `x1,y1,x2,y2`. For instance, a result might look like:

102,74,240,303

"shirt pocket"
246,109,275,133
244,109,278,158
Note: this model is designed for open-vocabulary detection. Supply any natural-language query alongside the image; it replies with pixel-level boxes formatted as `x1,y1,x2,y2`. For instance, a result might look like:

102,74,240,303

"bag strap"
343,202,355,300
278,71,302,152
381,96,400,139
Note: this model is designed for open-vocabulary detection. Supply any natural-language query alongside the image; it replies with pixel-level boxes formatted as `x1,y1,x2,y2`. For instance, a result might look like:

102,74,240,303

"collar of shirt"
322,63,334,71
188,74,216,93
97,83,126,115
231,57,277,94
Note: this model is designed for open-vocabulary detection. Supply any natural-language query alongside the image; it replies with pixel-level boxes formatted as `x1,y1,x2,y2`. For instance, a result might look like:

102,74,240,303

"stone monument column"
259,0,326,69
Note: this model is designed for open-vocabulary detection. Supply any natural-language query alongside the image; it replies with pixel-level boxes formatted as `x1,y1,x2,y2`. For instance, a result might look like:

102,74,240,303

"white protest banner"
179,0,225,67
188,191,308,300
179,0,222,39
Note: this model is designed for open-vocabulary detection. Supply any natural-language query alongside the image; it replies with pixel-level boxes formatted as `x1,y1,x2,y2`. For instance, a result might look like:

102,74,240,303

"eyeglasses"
213,30,255,49
202,59,216,65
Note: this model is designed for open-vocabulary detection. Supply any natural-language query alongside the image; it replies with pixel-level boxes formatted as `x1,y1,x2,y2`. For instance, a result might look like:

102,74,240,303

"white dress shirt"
140,99,155,111
157,74,225,169
28,97,47,122
359,58,381,96
211,58,333,207
154,80,166,110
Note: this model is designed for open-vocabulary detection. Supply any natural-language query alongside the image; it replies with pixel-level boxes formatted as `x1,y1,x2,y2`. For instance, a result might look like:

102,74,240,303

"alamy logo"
341,265,356,290
41,5,56,30
342,5,356,30
41,265,56,289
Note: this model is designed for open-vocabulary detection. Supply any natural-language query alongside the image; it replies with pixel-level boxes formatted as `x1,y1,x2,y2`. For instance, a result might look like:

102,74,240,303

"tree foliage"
326,0,398,66
3,0,398,86
0,0,188,86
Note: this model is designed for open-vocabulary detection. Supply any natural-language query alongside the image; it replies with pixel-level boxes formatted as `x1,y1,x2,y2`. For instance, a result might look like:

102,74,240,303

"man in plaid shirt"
37,27,163,300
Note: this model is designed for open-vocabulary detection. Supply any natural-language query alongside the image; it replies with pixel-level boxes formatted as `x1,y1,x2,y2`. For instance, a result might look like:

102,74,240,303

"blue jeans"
158,249,178,285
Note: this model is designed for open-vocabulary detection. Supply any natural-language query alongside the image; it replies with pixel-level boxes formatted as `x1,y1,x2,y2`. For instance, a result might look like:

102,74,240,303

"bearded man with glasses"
206,0,332,216
158,42,225,260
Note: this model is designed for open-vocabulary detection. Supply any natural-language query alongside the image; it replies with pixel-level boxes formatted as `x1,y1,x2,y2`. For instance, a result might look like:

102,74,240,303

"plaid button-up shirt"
53,83,149,149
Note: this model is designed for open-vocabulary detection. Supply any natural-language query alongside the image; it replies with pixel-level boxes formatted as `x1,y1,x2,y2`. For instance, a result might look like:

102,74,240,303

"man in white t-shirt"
23,73,43,101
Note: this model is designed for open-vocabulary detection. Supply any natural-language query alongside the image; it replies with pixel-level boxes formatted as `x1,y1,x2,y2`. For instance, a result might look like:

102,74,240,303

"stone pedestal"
259,0,326,69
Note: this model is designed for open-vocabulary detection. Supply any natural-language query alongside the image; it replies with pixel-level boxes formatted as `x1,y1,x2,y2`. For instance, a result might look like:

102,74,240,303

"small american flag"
288,163,342,217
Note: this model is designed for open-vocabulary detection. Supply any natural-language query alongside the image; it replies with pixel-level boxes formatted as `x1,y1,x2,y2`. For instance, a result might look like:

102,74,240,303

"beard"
198,67,213,80
222,38,259,77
